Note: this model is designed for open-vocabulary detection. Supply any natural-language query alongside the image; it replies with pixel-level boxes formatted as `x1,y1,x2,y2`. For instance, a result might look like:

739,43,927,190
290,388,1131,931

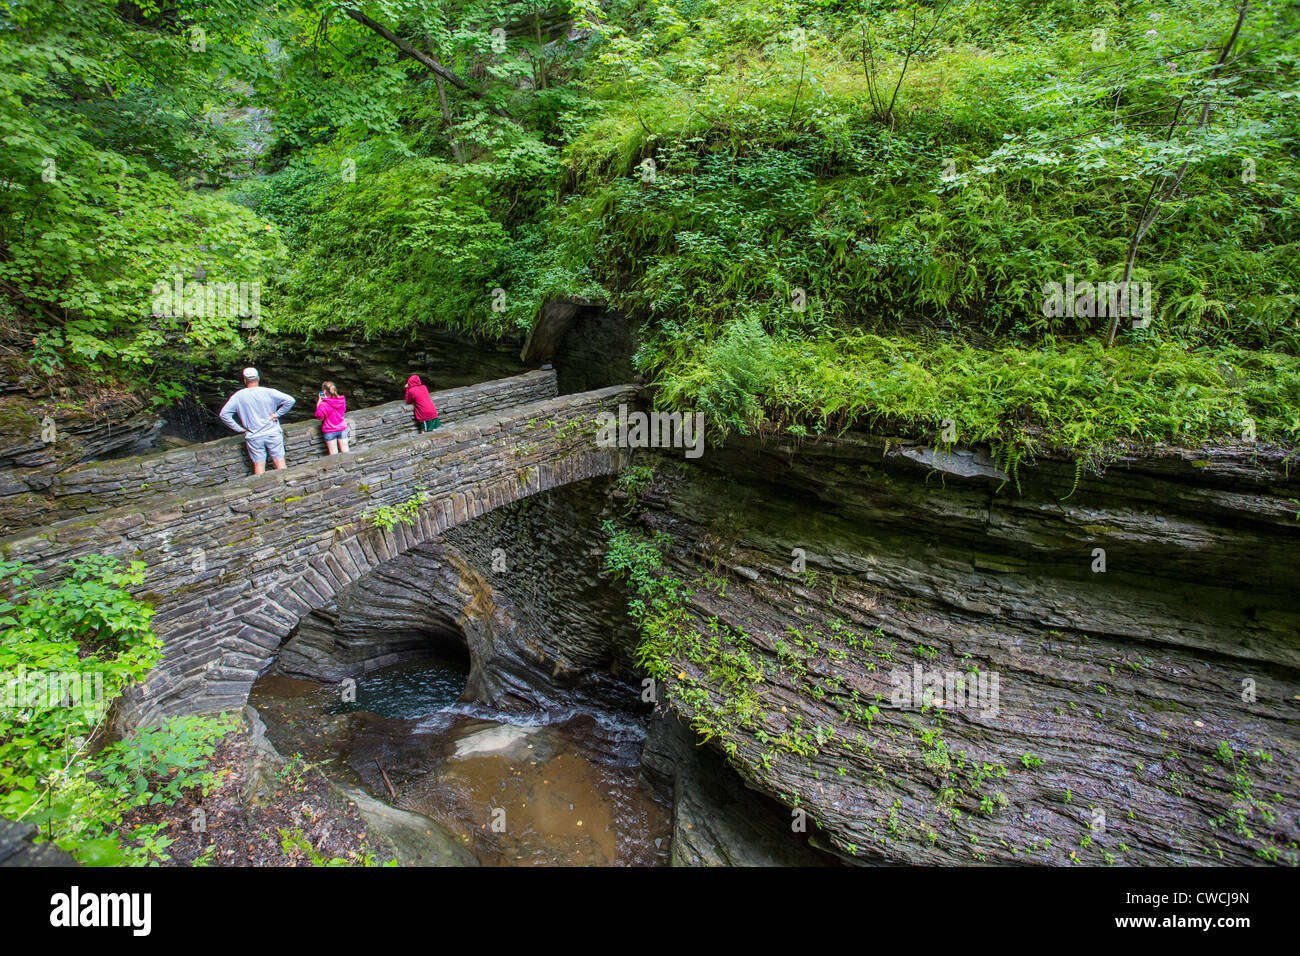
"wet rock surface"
250,666,672,866
338,784,476,867
642,714,835,866
550,307,643,396
615,437,1300,866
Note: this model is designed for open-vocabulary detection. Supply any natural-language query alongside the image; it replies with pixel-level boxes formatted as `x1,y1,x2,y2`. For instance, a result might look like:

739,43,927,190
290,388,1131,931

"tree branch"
343,8,469,90
1104,0,1250,346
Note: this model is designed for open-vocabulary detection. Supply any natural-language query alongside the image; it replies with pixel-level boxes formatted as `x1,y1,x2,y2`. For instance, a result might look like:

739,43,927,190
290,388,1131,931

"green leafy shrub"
615,463,657,513
0,556,233,864
278,826,394,867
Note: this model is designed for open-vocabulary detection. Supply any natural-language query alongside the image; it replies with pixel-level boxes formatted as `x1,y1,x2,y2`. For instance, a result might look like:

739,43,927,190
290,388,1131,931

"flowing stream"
249,657,671,866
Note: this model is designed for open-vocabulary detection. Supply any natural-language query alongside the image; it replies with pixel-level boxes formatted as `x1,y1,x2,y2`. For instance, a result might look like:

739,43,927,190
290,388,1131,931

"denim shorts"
322,428,348,442
245,430,285,463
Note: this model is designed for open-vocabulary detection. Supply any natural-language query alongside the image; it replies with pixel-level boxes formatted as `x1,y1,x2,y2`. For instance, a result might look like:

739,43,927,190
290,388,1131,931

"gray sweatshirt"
219,386,295,439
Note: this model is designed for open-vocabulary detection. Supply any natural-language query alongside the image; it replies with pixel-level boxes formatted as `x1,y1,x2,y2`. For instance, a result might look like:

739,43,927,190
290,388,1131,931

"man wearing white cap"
218,367,296,473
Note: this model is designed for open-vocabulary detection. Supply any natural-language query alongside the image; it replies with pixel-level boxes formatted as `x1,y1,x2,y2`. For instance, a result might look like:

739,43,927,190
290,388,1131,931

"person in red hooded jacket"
405,374,440,432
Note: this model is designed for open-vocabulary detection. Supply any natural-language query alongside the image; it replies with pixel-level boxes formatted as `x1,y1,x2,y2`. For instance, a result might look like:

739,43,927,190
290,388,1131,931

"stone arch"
272,545,481,685
137,443,632,726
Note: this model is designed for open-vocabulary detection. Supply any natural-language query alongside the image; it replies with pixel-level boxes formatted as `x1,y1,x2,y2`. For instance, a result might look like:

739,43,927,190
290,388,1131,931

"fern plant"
363,485,429,532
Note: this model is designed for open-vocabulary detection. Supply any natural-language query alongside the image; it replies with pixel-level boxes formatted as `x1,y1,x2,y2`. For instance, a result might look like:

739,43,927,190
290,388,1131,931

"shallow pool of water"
249,658,671,866
327,658,466,719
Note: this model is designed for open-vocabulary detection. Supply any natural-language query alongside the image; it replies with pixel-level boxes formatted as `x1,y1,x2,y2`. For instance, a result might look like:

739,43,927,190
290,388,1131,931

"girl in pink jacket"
315,381,350,454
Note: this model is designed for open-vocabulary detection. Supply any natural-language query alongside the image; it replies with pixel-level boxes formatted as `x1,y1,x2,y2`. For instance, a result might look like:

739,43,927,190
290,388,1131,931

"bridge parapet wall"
0,370,558,535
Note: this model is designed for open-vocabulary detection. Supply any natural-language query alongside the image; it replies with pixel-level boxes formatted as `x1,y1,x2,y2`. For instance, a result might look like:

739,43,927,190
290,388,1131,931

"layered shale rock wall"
616,436,1299,866
0,387,162,515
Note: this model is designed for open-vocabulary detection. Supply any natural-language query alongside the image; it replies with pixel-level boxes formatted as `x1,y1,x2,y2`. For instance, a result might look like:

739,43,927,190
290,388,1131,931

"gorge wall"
258,409,1299,866
610,435,1299,866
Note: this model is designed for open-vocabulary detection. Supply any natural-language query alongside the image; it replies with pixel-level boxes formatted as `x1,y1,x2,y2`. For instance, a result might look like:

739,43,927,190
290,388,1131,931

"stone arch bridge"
0,371,639,726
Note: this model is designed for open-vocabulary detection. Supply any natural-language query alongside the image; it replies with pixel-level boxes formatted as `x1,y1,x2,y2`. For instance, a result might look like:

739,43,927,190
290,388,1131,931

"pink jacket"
315,394,347,433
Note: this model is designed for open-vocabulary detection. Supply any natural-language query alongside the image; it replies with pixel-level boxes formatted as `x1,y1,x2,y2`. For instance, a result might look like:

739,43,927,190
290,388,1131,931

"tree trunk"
1104,0,1250,346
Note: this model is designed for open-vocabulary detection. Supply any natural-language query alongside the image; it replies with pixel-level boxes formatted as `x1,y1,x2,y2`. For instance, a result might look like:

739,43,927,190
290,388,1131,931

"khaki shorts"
246,430,285,463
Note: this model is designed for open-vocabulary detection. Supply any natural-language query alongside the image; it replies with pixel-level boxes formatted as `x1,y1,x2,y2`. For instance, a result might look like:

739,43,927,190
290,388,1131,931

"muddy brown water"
249,659,671,866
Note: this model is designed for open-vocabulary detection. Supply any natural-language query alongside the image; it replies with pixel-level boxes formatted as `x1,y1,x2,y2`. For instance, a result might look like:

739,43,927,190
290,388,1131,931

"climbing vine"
601,519,765,757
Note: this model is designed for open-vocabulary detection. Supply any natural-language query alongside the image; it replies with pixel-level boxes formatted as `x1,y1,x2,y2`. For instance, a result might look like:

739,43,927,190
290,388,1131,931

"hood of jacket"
405,375,422,389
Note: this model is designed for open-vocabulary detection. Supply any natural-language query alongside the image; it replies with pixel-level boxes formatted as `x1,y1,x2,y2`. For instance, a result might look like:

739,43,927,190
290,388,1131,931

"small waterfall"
159,361,224,444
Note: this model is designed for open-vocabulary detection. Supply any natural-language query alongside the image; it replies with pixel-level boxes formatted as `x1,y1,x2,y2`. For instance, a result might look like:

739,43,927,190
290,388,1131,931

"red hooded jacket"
405,375,438,422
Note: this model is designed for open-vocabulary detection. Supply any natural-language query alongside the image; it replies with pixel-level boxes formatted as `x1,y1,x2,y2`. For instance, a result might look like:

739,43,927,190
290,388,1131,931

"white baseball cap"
243,367,259,381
